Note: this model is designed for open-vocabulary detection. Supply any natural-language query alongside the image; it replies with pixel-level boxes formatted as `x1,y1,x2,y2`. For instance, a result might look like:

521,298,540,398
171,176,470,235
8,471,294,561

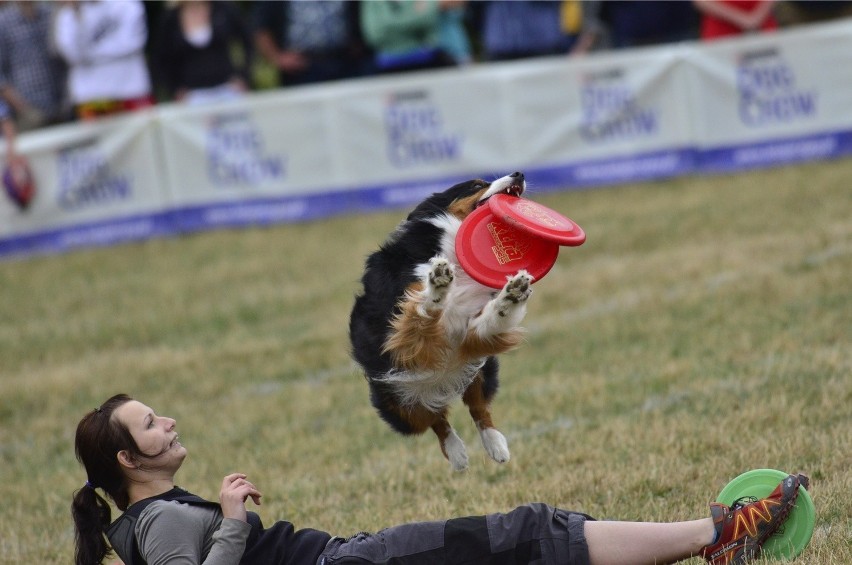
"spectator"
0,99,17,162
775,0,852,27
252,1,371,87
154,0,254,105
437,0,474,65
694,0,778,40
570,1,613,54
479,0,588,62
0,1,68,131
53,0,154,121
599,1,700,49
360,0,458,74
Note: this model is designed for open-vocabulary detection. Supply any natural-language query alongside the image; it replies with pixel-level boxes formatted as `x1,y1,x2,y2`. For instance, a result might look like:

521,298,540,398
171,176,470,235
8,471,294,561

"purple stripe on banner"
698,130,852,172
0,213,175,260
525,149,698,192
3,129,851,261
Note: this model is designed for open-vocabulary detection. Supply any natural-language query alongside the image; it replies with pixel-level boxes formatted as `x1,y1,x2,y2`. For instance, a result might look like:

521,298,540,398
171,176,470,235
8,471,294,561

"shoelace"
731,495,759,509
731,495,786,537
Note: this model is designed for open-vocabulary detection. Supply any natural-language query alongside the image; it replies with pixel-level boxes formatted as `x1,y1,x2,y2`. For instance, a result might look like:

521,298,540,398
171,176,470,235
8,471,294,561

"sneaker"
701,473,808,565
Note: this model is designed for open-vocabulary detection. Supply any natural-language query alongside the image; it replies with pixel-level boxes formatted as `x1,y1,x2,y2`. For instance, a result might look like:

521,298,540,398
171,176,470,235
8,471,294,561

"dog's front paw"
497,271,533,314
428,256,454,291
480,428,510,464
422,256,454,310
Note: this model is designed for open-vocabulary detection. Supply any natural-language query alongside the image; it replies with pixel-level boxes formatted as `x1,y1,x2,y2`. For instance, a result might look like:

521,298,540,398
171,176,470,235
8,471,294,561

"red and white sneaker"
701,473,808,565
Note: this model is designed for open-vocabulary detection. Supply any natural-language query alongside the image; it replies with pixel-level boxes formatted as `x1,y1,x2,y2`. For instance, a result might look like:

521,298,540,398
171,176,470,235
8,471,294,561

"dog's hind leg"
388,402,469,471
462,375,510,465
431,415,469,472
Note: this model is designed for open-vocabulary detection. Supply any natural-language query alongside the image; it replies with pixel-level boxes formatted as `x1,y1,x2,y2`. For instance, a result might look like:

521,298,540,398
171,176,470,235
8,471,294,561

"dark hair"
71,393,143,565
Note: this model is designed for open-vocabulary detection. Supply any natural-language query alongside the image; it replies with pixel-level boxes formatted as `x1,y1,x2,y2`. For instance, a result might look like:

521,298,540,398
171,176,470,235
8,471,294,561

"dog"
349,172,534,471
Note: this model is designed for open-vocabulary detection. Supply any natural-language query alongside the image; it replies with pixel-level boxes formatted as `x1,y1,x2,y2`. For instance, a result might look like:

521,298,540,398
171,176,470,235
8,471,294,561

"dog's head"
408,172,526,222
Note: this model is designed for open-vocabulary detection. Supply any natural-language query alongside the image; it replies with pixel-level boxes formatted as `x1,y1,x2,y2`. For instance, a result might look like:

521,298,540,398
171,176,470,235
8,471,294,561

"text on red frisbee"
488,193,586,246
456,204,559,289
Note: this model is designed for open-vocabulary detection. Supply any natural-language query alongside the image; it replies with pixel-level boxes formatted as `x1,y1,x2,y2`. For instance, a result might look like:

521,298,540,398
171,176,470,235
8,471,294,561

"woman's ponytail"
72,394,136,565
71,484,113,565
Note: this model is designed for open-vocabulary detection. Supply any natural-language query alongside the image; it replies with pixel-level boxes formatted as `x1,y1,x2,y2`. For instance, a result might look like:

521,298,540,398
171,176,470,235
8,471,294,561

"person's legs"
584,473,806,565
585,518,714,565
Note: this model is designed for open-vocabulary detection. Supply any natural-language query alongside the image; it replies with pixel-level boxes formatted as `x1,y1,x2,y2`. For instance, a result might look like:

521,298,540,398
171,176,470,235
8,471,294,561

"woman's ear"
117,450,138,469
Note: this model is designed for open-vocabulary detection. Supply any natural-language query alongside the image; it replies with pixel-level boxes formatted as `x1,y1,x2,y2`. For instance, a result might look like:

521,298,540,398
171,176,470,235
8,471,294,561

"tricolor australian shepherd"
349,172,533,471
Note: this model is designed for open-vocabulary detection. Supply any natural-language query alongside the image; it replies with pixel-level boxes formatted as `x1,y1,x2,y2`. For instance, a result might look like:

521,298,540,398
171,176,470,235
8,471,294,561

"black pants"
318,503,594,565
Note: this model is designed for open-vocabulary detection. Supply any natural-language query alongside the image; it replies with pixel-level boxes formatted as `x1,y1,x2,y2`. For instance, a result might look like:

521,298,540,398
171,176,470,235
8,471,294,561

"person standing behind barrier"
153,0,254,105
693,0,778,40
252,1,371,88
598,1,700,49
774,0,852,27
0,99,17,163
53,0,154,121
360,0,458,74
0,1,68,131
479,0,582,61
437,0,474,65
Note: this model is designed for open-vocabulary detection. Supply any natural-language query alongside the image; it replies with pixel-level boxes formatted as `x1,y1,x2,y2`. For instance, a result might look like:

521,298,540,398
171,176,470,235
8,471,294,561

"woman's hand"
219,473,262,522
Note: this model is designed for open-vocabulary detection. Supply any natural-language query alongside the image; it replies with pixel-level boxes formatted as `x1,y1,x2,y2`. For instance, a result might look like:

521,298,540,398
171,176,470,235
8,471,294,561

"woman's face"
114,400,187,470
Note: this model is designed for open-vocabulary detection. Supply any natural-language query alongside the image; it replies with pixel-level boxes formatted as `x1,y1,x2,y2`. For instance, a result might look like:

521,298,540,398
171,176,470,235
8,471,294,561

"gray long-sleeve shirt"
135,500,252,565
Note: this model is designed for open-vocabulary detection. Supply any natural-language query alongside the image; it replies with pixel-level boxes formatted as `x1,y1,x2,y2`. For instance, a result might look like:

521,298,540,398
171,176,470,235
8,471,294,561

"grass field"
0,159,849,564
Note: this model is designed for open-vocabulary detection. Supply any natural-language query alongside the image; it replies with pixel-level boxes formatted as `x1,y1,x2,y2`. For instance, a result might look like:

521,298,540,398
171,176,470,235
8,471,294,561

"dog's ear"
407,180,488,220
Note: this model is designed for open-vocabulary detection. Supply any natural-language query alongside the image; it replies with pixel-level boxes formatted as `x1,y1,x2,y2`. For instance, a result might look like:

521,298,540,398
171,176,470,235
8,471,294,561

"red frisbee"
456,203,559,289
488,193,586,246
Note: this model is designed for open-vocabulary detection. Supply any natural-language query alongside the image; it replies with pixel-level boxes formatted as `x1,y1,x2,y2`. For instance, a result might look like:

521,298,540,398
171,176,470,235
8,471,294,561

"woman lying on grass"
72,394,806,565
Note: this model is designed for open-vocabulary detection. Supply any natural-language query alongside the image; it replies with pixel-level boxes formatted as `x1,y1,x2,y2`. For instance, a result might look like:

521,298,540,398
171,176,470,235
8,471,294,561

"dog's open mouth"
476,182,524,208
504,183,524,197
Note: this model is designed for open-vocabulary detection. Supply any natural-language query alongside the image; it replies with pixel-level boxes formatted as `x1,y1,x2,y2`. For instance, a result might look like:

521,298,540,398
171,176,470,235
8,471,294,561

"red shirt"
700,0,778,40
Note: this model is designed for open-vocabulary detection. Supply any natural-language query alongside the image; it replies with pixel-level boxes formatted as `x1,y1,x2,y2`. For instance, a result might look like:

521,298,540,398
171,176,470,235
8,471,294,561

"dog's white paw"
423,256,454,309
498,271,533,312
480,428,510,464
444,429,469,472
429,256,454,288
471,270,531,336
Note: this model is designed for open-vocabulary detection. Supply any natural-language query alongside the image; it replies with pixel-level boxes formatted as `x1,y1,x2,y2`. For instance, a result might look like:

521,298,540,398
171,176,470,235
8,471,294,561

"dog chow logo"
580,69,658,143
206,113,285,187
57,143,132,211
384,90,463,168
737,49,817,127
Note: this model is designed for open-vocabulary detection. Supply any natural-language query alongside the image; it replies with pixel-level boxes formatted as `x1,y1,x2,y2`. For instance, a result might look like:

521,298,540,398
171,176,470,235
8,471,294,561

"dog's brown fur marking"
459,329,525,361
447,191,486,220
382,403,447,435
430,417,455,459
382,283,449,371
462,373,496,432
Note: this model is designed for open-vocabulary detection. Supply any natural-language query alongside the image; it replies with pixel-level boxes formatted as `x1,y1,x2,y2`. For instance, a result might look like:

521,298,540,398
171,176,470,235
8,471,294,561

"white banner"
2,18,851,259
685,20,852,170
1,110,170,256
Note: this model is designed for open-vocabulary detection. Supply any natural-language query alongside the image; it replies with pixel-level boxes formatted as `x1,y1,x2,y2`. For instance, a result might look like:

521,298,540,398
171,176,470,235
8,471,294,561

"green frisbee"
716,469,815,561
